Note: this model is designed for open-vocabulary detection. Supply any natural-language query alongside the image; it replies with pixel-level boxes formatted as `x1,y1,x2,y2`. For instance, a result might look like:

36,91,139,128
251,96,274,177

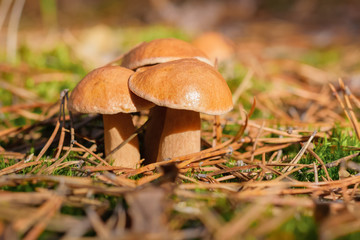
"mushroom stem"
157,108,201,161
144,106,166,164
103,113,140,168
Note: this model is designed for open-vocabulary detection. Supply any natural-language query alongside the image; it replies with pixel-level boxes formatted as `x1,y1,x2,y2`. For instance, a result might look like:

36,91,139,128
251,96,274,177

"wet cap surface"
129,58,233,115
121,38,213,69
68,66,154,114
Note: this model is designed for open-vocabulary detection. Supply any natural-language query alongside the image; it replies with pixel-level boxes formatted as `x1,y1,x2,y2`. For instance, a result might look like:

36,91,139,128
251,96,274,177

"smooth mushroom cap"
129,58,233,115
130,58,233,163
121,38,213,70
68,66,154,114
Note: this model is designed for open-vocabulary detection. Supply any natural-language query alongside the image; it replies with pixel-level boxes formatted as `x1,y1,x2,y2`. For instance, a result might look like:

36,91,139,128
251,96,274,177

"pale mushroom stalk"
157,109,201,161
103,113,140,168
143,106,166,164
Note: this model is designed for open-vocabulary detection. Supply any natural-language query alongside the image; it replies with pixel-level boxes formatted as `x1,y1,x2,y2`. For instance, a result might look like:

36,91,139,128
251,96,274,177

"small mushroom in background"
192,31,235,64
68,66,154,168
129,58,233,163
121,38,213,70
192,32,237,79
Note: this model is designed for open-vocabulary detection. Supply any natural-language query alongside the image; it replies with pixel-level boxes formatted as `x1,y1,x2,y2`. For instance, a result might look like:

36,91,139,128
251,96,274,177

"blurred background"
1,2,360,239
1,0,360,120
1,0,360,68
1,0,360,126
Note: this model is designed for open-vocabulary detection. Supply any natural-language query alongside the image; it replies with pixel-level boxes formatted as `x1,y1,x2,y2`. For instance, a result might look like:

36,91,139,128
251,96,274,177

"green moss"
60,205,86,216
300,48,341,68
269,213,317,240
1,181,53,192
296,128,360,181
337,232,360,240
213,197,235,222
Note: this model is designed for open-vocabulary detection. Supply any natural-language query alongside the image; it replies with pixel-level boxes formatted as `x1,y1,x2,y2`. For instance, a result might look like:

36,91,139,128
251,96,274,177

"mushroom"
121,38,214,163
129,58,233,162
121,38,213,70
68,66,154,168
192,32,235,64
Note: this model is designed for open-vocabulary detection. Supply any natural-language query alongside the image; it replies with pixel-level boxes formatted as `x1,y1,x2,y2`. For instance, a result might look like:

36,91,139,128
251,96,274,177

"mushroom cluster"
68,38,233,168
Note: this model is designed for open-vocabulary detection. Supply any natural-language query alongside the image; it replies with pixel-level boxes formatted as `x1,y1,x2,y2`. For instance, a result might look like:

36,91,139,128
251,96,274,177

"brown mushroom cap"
192,32,235,63
68,66,154,114
129,58,233,115
121,38,212,70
